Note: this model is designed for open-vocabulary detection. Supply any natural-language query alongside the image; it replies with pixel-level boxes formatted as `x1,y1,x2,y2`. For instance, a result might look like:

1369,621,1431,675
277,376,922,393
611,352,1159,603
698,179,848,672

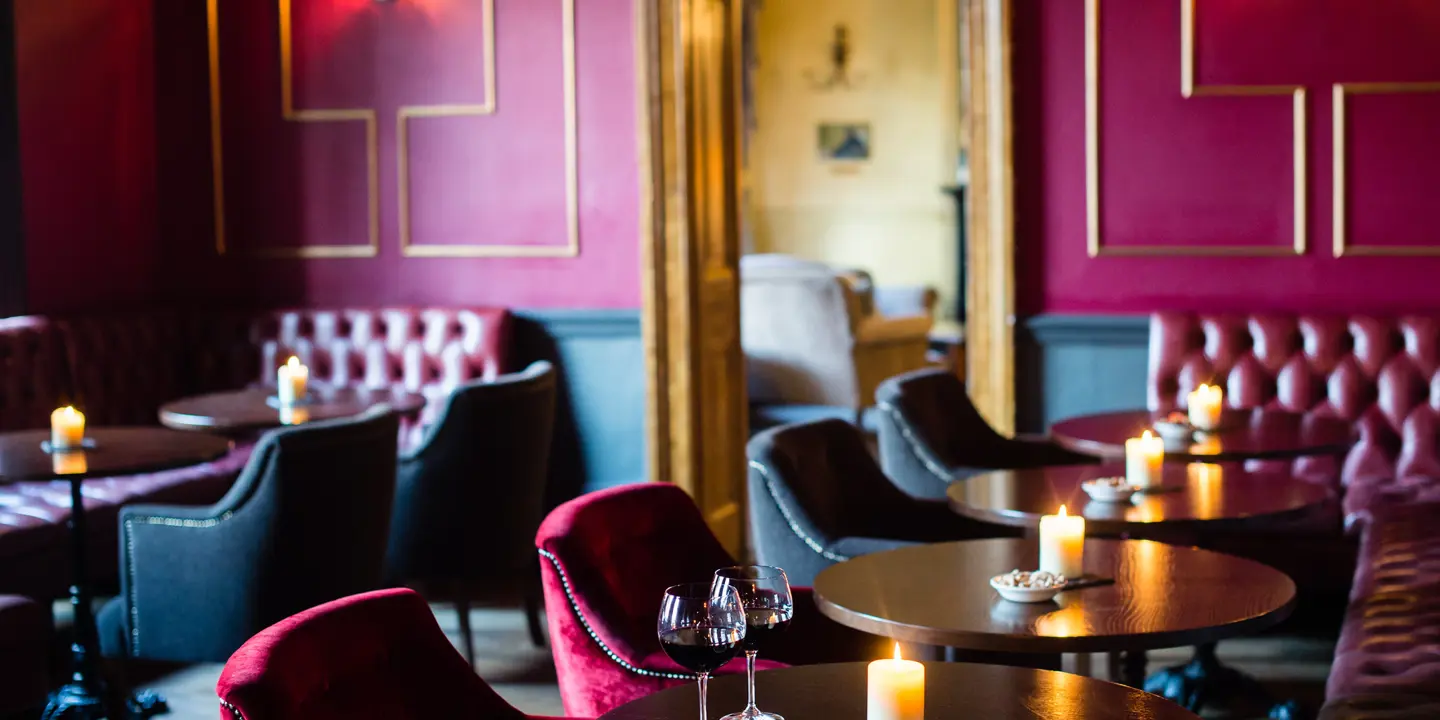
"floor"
138,604,1334,720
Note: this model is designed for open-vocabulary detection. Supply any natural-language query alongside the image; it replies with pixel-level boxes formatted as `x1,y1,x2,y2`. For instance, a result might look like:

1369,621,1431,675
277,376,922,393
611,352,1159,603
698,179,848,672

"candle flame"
1141,429,1154,440
286,356,301,369
893,642,902,660
1057,504,1068,517
57,406,77,417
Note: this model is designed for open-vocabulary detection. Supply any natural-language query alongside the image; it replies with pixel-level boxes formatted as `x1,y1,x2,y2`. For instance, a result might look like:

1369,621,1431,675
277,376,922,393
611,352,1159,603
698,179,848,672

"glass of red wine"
658,582,748,720
712,566,794,720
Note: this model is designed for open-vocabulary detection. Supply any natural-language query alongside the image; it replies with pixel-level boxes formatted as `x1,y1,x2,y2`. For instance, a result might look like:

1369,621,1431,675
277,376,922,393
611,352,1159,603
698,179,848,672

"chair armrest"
855,315,933,345
764,587,889,665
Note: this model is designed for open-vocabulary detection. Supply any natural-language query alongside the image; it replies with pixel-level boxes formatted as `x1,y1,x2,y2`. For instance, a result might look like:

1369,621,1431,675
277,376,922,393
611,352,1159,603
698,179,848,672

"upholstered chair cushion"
216,588,581,720
535,482,876,717
748,419,1018,586
98,408,400,663
1326,501,1440,713
875,368,1096,500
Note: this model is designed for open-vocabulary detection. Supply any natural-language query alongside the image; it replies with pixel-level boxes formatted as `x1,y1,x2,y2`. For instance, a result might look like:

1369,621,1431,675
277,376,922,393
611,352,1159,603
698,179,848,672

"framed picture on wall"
817,122,871,162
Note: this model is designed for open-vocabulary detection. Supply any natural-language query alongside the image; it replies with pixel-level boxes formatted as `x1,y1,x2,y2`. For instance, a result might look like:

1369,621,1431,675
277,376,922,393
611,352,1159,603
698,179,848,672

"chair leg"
524,584,547,649
455,597,474,667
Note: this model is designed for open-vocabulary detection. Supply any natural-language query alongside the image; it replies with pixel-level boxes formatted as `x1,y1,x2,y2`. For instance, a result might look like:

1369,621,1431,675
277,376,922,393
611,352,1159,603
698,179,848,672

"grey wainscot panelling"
1017,314,1151,433
512,309,646,502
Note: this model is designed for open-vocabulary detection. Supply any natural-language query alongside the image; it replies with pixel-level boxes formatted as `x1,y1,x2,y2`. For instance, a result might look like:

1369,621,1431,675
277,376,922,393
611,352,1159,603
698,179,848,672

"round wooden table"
159,386,426,432
0,427,233,720
597,662,1199,720
948,463,1333,536
812,539,1293,661
1049,408,1353,462
0,427,233,481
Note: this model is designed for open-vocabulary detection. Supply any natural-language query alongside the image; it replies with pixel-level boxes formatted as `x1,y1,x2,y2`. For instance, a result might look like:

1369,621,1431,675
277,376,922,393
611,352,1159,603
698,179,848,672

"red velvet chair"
536,482,884,717
216,588,582,720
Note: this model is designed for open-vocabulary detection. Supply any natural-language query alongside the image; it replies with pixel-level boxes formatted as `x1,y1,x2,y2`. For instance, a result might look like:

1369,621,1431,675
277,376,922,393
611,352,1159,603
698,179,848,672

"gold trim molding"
1332,82,1440,257
1086,0,1307,257
399,0,581,258
208,0,381,259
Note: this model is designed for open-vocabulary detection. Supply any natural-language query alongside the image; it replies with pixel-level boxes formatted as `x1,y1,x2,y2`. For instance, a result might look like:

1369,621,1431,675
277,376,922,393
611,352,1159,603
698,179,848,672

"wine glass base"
719,711,784,720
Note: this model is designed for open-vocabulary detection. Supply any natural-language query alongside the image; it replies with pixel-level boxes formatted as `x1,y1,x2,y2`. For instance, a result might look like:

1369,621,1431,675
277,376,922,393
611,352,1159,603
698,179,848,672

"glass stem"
745,649,759,712
698,672,709,720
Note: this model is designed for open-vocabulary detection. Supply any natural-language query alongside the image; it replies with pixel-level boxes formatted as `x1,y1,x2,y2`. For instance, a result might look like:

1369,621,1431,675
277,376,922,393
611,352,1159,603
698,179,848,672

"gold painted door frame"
965,0,1017,434
640,0,749,556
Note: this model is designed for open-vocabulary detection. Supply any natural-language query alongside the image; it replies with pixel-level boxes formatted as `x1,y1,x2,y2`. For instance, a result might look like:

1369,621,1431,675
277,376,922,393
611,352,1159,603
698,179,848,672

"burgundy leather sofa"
0,308,510,601
0,594,50,716
1150,313,1440,718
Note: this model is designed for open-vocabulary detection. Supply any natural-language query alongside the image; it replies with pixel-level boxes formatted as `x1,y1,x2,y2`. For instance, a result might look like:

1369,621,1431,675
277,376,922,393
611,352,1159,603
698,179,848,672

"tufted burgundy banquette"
0,307,510,600
1150,313,1440,717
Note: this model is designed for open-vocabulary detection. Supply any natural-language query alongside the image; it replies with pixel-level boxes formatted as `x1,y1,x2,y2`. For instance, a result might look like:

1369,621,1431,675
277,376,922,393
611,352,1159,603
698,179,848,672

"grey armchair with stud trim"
97,407,400,663
876,368,1097,500
385,361,557,662
747,419,1018,586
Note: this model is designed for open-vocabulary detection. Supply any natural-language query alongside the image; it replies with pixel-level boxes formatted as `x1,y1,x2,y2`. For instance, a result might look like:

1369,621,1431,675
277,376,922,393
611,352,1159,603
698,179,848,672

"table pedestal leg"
41,476,167,720
1143,643,1307,719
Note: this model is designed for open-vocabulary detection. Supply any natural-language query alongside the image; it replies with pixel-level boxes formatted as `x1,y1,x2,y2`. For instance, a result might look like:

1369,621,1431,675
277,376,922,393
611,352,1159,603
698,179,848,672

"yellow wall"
749,0,960,319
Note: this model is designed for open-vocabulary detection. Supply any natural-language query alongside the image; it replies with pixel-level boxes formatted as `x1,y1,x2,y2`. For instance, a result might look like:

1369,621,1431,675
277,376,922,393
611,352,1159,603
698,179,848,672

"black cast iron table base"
40,475,168,720
1143,643,1307,720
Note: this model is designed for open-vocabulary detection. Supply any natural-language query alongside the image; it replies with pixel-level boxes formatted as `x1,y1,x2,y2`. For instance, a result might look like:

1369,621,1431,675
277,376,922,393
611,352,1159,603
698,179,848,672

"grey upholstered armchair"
385,361,557,661
98,407,400,663
746,419,1017,586
741,255,937,424
875,368,1096,501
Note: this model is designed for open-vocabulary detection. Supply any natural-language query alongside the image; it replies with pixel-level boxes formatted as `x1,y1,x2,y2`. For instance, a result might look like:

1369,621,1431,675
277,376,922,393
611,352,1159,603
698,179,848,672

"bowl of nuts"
989,569,1067,603
1081,476,1141,503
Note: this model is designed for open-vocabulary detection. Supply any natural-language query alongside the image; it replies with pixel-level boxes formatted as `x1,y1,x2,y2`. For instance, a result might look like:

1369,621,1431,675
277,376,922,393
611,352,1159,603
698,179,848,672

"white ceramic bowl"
990,574,1066,603
1081,478,1140,503
1152,419,1195,443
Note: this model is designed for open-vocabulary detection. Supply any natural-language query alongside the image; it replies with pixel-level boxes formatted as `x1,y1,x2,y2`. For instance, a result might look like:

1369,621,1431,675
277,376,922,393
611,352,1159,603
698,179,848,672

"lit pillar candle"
50,406,85,450
1038,505,1085,578
1125,430,1165,488
276,356,309,406
1187,383,1224,431
868,643,924,720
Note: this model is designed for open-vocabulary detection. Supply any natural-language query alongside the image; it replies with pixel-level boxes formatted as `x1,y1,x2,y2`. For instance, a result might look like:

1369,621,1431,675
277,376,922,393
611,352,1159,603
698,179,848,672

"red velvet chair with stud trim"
216,588,583,720
536,482,884,717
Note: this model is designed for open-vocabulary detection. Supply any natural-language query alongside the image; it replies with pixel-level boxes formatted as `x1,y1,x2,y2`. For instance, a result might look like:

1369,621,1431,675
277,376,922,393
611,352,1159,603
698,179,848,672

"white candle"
1038,505,1085,578
50,406,85,450
1188,383,1224,431
868,643,924,720
1125,430,1165,488
276,356,309,406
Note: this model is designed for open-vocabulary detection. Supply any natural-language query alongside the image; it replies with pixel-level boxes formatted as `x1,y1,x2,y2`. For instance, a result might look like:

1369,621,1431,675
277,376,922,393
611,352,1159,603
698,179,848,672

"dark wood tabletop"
597,661,1199,719
949,463,1333,535
1049,408,1353,462
159,386,427,432
811,539,1295,654
0,427,234,482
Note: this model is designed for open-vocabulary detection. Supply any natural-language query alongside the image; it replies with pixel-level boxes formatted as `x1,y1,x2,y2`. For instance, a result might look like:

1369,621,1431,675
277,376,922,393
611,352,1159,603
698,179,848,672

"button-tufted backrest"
0,316,71,431
1149,313,1440,486
25,307,510,433
240,308,510,428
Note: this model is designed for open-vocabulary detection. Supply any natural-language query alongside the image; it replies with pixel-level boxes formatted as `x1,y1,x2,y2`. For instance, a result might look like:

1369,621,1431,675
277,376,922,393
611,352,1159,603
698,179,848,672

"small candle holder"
41,438,98,454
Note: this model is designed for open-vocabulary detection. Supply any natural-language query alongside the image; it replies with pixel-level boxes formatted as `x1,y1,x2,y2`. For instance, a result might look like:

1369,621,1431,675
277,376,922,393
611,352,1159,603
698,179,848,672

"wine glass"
658,582,748,720
713,566,794,720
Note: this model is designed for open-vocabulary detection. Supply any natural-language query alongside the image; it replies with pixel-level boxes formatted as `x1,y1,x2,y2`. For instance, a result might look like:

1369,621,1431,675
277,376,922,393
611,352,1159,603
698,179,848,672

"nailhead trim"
219,699,245,720
877,401,956,487
123,511,235,656
748,460,850,563
536,548,694,680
